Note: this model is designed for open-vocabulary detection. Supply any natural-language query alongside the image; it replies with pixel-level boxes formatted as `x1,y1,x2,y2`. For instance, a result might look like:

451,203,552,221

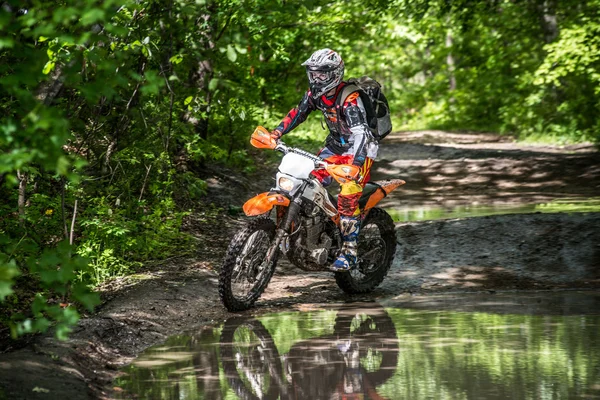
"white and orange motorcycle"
218,127,405,311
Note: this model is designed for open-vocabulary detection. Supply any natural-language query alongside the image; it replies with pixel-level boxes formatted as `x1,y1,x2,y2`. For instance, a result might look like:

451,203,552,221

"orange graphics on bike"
326,164,360,184
364,179,406,210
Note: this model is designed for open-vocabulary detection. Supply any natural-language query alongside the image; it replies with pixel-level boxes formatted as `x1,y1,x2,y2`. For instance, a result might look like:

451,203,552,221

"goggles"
308,70,331,83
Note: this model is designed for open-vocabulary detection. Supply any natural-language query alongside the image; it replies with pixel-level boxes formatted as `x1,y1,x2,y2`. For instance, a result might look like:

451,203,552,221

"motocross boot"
331,215,361,271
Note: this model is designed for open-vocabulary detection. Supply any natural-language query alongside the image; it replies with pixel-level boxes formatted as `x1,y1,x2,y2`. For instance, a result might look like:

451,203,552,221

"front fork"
265,197,302,263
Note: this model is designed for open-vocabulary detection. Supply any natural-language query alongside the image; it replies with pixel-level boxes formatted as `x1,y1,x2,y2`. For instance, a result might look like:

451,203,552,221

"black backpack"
335,76,392,141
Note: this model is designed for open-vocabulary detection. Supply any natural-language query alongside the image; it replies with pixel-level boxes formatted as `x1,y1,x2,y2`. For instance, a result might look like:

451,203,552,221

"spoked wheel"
220,318,283,400
219,217,279,311
334,208,396,294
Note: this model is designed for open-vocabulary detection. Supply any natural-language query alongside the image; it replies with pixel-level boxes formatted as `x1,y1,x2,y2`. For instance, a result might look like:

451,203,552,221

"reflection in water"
115,294,600,399
220,304,398,400
386,197,600,222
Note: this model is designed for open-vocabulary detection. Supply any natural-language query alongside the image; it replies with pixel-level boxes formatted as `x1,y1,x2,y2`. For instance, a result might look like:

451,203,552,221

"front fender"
243,192,290,216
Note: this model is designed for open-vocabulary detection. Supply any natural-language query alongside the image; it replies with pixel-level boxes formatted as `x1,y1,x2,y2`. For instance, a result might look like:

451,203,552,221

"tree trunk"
538,0,558,43
36,64,66,106
191,61,213,142
445,29,456,91
17,170,27,226
186,8,217,141
102,136,118,175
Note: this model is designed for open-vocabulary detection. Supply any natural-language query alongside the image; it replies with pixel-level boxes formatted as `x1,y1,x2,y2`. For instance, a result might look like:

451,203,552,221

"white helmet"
301,49,344,98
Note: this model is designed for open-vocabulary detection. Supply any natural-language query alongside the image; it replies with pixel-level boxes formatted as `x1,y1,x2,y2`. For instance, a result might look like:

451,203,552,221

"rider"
270,49,380,272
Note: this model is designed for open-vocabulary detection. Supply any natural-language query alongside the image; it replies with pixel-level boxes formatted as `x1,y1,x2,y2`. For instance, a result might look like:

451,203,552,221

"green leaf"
32,295,48,317
226,44,237,62
184,96,194,106
235,44,247,54
0,282,14,301
0,259,20,301
0,38,15,49
42,61,56,75
81,8,105,25
72,283,100,312
140,70,165,95
208,78,219,91
56,156,70,175
169,54,184,64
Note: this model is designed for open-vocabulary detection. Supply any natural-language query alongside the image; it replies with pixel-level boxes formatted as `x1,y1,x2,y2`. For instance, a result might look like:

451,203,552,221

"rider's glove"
270,129,282,140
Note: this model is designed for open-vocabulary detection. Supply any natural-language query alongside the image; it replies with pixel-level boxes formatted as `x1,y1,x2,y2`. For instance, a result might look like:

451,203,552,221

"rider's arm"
273,91,316,137
343,92,373,167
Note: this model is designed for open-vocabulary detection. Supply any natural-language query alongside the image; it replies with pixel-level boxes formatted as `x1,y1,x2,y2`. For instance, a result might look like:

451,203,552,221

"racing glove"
270,129,282,140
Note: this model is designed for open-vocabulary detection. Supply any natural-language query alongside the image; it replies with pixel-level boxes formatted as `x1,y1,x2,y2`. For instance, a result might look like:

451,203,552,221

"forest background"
1,0,599,339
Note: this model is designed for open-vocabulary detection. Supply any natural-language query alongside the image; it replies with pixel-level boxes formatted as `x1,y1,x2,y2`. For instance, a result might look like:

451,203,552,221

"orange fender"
364,179,406,211
243,192,290,216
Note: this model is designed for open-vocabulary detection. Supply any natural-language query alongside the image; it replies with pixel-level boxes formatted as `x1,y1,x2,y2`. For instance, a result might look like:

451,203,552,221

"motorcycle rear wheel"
219,217,278,311
334,207,396,294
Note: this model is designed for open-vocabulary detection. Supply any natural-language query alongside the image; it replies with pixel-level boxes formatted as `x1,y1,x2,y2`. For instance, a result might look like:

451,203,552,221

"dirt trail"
1,131,599,399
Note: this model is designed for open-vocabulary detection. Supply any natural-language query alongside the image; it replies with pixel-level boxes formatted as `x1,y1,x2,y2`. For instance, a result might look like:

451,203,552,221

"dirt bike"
218,126,405,312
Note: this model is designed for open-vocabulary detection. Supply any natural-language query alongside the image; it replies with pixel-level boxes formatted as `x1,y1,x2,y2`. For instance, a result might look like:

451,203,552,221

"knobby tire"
219,217,278,311
334,208,396,294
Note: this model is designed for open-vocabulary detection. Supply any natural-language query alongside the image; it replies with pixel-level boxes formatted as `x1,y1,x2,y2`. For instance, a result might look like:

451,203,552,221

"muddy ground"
0,130,599,399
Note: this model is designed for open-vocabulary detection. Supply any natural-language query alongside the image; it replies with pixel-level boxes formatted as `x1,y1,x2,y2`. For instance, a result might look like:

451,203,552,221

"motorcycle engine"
285,202,339,271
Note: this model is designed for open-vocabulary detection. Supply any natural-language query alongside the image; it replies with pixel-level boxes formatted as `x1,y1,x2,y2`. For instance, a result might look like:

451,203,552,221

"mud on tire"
219,217,278,311
334,208,396,294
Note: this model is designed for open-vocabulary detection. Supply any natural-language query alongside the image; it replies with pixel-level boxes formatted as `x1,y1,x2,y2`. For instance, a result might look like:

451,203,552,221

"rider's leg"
331,181,363,271
331,158,373,272
311,147,336,186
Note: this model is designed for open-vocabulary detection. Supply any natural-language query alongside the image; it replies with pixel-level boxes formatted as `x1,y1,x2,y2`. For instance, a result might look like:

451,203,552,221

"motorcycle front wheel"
220,317,283,400
219,217,279,311
334,207,396,294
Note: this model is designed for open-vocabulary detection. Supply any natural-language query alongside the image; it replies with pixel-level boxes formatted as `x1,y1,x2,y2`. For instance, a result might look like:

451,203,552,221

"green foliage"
0,257,20,301
77,196,192,285
1,238,99,339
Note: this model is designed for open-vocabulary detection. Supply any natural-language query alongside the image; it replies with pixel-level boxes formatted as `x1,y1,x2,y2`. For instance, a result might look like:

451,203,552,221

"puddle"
386,197,600,222
115,292,600,399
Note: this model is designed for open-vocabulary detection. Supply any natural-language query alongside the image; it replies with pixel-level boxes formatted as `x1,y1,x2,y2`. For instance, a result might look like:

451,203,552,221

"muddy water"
385,197,600,222
115,291,600,399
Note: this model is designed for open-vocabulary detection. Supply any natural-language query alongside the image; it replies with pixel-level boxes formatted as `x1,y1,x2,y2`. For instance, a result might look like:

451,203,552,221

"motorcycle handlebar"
275,141,327,168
